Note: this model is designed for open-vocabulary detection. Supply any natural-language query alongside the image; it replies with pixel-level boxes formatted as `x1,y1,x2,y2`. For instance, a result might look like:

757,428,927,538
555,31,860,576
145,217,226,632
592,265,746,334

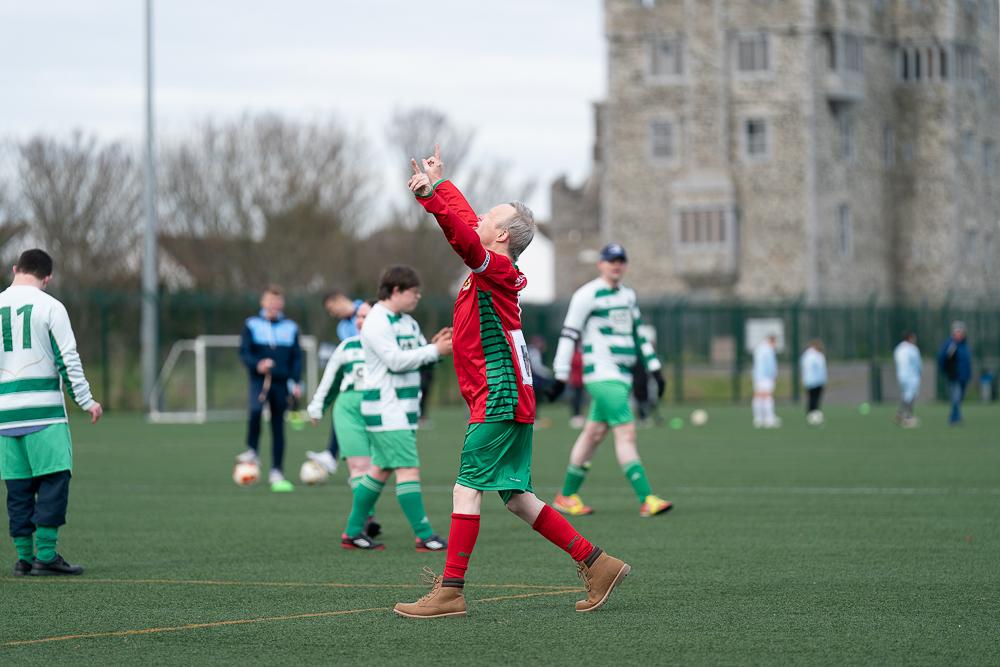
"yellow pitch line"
4,576,578,591
4,589,582,647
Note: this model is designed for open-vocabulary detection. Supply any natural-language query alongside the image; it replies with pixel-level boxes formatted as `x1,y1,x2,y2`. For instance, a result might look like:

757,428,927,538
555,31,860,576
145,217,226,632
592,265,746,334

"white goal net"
148,334,319,423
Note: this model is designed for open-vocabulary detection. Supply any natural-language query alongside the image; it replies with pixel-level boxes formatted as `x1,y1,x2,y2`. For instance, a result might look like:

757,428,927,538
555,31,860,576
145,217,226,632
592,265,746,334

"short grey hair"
502,201,535,262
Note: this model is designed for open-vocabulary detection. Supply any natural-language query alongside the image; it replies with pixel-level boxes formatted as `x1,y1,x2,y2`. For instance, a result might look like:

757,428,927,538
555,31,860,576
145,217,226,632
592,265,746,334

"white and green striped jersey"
0,285,96,429
359,302,439,432
306,336,365,420
553,278,661,385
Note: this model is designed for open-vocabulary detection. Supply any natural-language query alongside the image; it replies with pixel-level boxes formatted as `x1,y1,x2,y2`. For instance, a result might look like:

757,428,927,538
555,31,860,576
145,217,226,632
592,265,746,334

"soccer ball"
806,410,825,426
232,461,260,486
690,409,709,426
299,459,329,486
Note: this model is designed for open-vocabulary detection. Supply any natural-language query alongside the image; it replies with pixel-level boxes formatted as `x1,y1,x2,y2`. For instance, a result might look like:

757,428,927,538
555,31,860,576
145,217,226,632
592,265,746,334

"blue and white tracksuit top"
239,311,302,383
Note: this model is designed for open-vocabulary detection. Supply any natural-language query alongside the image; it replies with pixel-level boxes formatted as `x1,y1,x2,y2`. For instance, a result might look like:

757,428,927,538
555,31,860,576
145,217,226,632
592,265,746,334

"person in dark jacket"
236,286,302,491
938,321,972,426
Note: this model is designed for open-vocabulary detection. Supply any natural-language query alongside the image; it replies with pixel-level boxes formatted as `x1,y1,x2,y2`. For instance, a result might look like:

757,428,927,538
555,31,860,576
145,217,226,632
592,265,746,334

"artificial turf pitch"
0,404,997,665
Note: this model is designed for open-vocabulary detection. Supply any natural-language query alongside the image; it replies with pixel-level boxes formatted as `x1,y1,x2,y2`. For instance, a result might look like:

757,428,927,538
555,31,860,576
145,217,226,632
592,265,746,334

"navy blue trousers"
246,377,288,472
6,470,71,537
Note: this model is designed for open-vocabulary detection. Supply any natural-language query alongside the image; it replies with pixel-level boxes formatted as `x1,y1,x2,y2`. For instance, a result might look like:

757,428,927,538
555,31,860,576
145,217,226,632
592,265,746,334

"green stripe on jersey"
594,287,619,298
48,333,76,401
477,289,518,422
396,386,420,399
609,345,637,356
363,414,383,427
0,405,66,423
590,306,630,319
343,339,362,349
362,389,381,401
0,377,61,395
406,411,419,425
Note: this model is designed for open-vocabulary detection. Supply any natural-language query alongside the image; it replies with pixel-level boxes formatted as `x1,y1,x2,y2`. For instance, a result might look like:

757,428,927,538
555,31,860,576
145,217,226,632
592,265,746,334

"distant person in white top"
0,249,102,577
752,334,780,428
893,332,921,427
800,340,827,425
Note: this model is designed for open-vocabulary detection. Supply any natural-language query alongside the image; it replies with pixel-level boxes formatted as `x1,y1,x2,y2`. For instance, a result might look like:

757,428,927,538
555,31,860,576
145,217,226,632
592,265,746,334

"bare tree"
159,114,373,292
15,132,141,290
377,107,537,296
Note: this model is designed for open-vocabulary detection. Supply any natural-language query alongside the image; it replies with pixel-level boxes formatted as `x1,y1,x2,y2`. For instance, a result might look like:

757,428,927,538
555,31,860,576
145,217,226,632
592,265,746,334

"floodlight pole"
141,0,159,412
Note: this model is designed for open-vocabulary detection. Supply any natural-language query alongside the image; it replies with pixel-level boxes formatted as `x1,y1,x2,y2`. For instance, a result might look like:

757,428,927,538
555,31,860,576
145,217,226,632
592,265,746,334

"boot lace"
576,561,592,594
416,566,442,603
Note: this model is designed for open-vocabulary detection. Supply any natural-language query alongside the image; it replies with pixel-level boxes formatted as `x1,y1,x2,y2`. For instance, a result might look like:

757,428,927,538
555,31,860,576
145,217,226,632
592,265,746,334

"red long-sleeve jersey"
417,180,535,424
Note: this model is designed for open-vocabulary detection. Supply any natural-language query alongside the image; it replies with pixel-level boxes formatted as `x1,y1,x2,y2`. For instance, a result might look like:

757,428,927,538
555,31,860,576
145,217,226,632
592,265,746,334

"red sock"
532,504,595,562
443,513,480,583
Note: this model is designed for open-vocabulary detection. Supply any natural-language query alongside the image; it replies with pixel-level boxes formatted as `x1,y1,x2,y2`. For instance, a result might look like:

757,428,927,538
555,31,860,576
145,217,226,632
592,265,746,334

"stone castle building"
550,0,1000,303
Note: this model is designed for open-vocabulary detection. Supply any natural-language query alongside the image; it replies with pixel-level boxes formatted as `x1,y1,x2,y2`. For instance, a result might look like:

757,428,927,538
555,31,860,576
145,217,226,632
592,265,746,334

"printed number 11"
0,305,34,352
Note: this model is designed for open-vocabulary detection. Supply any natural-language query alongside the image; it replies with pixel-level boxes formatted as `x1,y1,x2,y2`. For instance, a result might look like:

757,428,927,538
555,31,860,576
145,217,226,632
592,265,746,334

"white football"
690,409,709,426
806,410,825,426
232,461,260,486
299,459,329,486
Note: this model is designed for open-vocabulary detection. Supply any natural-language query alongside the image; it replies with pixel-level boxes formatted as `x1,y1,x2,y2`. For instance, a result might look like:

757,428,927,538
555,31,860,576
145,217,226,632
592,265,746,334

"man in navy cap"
548,244,672,518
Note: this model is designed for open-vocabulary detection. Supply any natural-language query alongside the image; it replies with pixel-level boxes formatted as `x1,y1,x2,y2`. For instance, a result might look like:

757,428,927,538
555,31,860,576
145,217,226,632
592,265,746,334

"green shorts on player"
457,421,533,504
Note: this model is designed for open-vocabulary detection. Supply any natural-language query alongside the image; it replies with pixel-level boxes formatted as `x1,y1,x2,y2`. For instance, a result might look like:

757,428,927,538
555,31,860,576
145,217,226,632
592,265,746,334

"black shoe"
415,534,447,552
13,559,33,576
31,554,84,576
364,516,382,540
341,533,384,550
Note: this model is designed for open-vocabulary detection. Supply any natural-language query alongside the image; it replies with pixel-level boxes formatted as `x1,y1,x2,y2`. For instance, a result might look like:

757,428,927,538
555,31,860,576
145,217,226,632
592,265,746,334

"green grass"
1,404,998,665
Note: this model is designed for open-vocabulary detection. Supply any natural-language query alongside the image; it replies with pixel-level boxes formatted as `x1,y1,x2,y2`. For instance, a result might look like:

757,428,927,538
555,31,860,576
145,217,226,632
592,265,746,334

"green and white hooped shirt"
553,278,661,386
307,335,365,420
359,303,439,432
0,285,96,430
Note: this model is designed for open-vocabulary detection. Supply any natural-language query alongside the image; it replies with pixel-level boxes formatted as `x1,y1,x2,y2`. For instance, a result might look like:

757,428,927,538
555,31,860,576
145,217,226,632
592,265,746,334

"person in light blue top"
324,290,365,342
800,340,827,423
752,334,780,427
893,332,921,427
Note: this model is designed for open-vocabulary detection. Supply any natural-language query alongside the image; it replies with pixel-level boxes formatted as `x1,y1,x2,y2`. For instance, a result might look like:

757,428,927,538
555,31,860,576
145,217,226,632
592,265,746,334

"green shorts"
457,421,533,503
369,429,419,470
0,423,73,480
586,380,634,426
333,392,371,460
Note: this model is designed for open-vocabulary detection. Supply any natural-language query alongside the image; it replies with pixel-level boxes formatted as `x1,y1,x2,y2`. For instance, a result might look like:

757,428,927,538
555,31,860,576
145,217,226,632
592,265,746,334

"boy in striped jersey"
306,302,382,536
340,267,452,551
549,244,672,518
0,250,102,576
393,146,629,619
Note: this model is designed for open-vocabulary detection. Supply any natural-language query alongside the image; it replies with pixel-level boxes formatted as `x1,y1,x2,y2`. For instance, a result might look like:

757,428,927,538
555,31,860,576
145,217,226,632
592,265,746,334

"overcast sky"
0,0,605,219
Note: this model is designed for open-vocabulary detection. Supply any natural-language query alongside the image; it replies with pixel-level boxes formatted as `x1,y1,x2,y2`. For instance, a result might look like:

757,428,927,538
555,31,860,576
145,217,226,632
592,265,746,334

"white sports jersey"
553,278,661,385
752,342,778,383
894,341,922,384
0,285,95,429
307,336,365,420
359,302,439,432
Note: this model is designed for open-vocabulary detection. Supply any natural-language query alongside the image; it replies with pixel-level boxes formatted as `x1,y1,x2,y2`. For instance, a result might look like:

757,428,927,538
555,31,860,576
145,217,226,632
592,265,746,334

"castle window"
939,48,948,79
963,131,976,162
743,118,770,161
836,109,855,161
678,208,728,245
649,120,677,162
956,45,978,80
900,49,910,80
736,33,769,72
843,34,863,73
648,36,684,79
838,204,853,259
984,141,997,178
913,49,921,79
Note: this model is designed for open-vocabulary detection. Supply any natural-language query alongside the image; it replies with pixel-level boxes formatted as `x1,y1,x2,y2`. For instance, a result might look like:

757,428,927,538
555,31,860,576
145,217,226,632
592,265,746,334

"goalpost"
148,334,319,423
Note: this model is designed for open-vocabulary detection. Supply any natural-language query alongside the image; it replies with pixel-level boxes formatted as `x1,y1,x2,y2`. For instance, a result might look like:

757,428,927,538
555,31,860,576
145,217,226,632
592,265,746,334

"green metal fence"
56,290,1000,410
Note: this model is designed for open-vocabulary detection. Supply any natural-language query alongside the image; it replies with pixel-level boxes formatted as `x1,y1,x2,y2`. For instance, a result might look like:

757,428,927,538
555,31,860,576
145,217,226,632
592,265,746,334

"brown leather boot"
575,548,630,612
394,568,467,619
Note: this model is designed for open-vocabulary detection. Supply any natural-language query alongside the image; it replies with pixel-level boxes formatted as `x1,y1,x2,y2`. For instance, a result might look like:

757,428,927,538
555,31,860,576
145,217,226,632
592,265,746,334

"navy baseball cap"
599,243,628,262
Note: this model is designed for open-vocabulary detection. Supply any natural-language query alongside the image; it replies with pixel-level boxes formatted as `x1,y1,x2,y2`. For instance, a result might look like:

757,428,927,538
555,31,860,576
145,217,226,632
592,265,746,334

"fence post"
672,302,684,404
99,294,110,410
732,305,744,404
790,300,801,404
868,296,881,403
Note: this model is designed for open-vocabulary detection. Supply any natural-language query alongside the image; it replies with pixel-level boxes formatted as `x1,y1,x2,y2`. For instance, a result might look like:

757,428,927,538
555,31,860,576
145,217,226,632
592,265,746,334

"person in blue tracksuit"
938,321,972,426
237,286,302,490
